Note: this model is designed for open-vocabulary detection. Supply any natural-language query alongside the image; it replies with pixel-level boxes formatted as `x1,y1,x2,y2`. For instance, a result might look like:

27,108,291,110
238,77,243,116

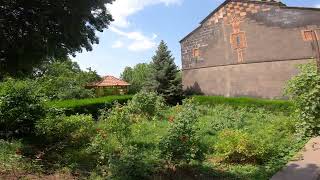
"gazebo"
87,75,130,96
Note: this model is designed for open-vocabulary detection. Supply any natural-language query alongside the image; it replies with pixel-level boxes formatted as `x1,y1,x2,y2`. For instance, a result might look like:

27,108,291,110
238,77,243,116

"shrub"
127,91,166,119
89,105,144,178
159,98,204,165
46,95,132,119
214,116,299,164
89,104,133,163
107,145,154,180
36,113,95,144
285,62,320,136
0,79,45,137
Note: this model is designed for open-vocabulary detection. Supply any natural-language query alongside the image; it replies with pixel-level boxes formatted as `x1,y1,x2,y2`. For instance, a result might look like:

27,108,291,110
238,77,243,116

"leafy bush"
193,96,293,114
90,104,133,163
285,62,320,136
127,91,166,119
107,145,154,180
214,116,299,164
0,79,45,137
36,113,95,144
159,98,204,165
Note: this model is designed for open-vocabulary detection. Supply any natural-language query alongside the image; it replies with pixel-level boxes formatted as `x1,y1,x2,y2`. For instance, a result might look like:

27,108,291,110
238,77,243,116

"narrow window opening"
231,32,246,49
192,48,200,60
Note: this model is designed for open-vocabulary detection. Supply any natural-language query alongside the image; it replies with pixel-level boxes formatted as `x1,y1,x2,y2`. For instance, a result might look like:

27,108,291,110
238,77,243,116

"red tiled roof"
88,75,130,87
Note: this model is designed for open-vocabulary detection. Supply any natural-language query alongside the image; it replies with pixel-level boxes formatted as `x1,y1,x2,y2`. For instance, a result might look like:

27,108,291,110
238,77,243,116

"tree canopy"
35,60,100,100
0,0,114,78
121,63,152,93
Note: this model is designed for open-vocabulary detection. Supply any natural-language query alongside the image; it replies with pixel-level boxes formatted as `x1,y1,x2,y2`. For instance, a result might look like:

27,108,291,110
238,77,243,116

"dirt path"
271,137,320,180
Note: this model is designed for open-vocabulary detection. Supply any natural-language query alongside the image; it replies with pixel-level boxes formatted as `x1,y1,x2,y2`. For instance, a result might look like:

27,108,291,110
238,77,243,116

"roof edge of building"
179,0,289,43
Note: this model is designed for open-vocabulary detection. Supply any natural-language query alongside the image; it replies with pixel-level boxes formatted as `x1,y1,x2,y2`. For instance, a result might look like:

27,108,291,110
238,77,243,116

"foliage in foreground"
0,79,45,137
160,98,204,165
0,91,306,179
286,62,320,136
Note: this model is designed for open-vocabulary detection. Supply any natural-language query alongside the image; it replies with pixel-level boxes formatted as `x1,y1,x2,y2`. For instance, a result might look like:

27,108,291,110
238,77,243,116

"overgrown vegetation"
286,62,320,136
193,96,293,114
0,89,308,179
0,79,46,137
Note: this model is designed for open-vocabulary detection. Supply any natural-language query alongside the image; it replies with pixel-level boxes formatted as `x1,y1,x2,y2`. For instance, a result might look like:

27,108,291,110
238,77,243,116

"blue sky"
73,0,320,77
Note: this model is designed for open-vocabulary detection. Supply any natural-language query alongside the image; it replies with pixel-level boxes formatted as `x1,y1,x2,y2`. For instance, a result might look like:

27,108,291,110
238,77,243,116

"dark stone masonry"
180,0,320,99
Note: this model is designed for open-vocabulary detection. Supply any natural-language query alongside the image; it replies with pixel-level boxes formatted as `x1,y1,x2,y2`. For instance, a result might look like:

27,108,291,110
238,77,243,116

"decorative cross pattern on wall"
204,1,275,63
228,15,247,63
206,1,272,26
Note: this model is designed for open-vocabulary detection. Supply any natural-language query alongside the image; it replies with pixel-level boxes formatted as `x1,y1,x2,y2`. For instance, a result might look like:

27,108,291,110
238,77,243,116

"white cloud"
107,0,183,28
110,27,157,52
316,4,320,8
112,40,124,48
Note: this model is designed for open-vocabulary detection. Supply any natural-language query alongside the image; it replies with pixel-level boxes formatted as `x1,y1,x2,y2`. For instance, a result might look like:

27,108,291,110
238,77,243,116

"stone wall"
180,0,320,98
183,59,312,99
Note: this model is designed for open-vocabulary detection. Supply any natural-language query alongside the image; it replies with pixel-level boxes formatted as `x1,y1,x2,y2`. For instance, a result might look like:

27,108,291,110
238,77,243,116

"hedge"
46,95,133,118
193,96,294,114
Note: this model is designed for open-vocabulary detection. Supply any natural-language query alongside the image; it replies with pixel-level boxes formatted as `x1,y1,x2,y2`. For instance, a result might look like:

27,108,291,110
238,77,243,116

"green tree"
121,63,152,93
0,0,114,78
148,41,183,105
35,59,101,100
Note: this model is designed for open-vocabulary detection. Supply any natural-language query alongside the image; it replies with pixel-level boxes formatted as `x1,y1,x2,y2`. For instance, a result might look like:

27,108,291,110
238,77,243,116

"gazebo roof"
88,75,130,87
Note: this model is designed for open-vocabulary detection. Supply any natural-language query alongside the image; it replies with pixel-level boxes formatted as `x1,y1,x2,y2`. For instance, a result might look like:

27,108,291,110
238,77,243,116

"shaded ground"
271,137,320,180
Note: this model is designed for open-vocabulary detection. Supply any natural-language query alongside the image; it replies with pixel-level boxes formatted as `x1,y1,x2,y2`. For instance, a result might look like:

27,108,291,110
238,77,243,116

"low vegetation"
0,88,309,179
0,47,318,179
193,95,293,114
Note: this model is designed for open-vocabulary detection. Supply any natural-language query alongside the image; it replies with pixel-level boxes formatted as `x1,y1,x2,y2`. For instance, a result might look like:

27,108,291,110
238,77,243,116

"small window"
236,36,241,46
192,48,200,59
302,30,318,41
231,32,247,49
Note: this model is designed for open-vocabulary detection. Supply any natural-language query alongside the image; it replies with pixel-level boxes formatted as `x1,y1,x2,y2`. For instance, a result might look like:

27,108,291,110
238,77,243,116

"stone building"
180,0,320,99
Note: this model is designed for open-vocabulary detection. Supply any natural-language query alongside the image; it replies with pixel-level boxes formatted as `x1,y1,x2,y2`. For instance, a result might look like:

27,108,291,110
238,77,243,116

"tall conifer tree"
148,40,183,104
